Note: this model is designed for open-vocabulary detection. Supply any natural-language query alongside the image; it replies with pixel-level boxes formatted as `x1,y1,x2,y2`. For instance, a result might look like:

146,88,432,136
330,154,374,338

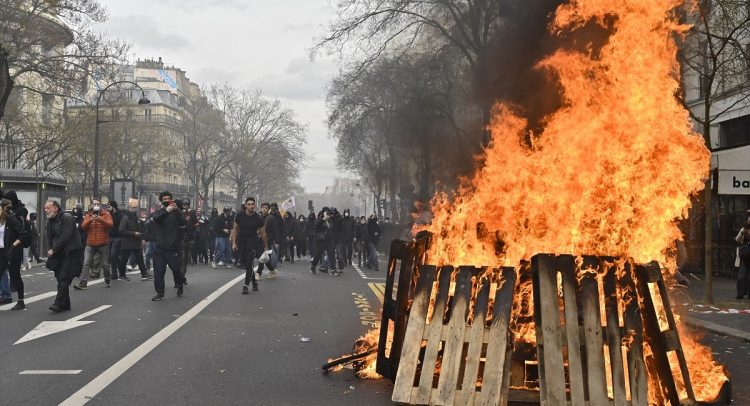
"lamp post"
93,81,150,200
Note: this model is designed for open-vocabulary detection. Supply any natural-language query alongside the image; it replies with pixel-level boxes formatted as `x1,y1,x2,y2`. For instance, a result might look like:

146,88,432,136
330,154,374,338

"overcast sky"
96,0,343,193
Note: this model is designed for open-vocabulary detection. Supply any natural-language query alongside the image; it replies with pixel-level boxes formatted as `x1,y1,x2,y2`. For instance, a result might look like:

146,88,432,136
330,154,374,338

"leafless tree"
680,0,750,303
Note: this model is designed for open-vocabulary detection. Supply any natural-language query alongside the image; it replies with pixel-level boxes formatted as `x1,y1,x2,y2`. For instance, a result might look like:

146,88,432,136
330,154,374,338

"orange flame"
417,0,725,402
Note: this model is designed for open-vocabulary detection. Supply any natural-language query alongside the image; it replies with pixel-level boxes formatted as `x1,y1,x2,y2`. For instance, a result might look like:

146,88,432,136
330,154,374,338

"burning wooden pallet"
385,248,729,405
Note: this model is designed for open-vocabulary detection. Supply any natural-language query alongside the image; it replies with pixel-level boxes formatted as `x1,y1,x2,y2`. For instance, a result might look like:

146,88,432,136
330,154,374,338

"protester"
259,202,280,279
119,198,153,281
736,216,750,299
294,214,307,260
282,211,296,263
366,214,381,271
231,197,270,293
75,199,113,289
107,200,126,280
1,198,28,310
310,207,337,275
150,191,187,301
212,206,233,268
45,200,83,313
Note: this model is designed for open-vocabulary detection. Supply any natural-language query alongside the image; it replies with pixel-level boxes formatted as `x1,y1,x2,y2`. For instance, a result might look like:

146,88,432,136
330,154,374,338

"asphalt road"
1,258,394,405
2,260,747,405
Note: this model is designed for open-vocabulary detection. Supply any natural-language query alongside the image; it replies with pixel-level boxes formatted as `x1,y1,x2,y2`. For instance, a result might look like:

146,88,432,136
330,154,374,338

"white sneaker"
217,261,224,266
268,270,278,279
126,265,133,271
211,262,217,269
255,271,263,281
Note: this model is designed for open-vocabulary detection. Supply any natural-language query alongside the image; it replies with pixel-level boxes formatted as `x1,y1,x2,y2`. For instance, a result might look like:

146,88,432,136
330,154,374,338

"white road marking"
20,370,82,375
15,305,112,345
60,272,245,406
351,263,386,280
0,271,140,311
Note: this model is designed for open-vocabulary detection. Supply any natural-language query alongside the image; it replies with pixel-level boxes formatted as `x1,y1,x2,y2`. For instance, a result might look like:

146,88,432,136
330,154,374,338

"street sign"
110,179,135,209
14,305,112,345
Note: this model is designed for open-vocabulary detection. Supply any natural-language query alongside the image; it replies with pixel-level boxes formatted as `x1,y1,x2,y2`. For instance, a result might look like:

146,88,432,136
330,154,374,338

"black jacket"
283,215,296,239
47,212,83,255
119,210,143,250
340,216,355,242
264,213,282,245
314,217,335,243
294,218,307,241
366,219,381,244
109,210,123,239
213,214,232,238
152,208,187,250
0,214,25,255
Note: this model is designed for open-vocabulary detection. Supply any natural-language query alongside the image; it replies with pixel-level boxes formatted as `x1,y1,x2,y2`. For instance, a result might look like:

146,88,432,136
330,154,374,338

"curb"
684,316,750,342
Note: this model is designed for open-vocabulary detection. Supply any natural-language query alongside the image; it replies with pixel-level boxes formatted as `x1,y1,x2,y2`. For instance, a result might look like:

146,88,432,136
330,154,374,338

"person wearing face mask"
282,211,296,263
107,200,127,281
340,209,355,267
294,214,307,260
75,199,114,290
0,199,29,310
118,198,153,282
150,191,187,301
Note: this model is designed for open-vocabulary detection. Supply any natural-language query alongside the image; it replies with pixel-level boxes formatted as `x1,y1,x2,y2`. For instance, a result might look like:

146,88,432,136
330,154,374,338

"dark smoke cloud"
476,0,613,135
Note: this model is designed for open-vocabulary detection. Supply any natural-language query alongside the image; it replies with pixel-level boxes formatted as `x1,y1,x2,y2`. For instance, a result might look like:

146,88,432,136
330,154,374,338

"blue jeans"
215,237,230,263
0,269,10,299
368,242,379,271
144,241,156,268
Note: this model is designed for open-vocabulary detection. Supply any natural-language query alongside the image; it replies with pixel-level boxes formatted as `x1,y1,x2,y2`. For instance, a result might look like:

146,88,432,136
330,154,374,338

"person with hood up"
294,214,307,260
282,211,296,263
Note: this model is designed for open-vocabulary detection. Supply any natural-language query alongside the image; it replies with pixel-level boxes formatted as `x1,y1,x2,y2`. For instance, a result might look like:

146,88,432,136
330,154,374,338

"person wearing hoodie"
282,211,296,263
0,198,29,310
118,199,153,281
107,200,126,280
305,211,316,260
150,191,187,301
310,207,337,275
340,209,355,266
294,214,307,260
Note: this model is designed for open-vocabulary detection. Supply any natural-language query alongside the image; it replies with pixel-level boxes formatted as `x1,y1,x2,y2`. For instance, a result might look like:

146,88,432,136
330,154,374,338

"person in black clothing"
260,202,281,278
366,214,381,271
294,214,307,259
282,211,296,263
180,198,197,282
107,200,126,280
119,199,153,281
45,200,83,313
28,212,41,263
329,207,345,273
212,207,233,268
191,208,210,264
143,214,157,271
354,216,366,266
1,199,28,310
340,209,355,266
150,191,187,301
305,211,316,260
208,207,218,263
310,207,338,275
231,197,270,293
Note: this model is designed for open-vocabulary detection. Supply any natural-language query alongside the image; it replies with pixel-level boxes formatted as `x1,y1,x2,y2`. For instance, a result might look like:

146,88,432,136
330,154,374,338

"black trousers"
7,247,23,300
109,238,123,277
153,248,184,295
239,241,267,286
296,239,306,257
311,241,335,270
52,248,83,309
120,247,148,276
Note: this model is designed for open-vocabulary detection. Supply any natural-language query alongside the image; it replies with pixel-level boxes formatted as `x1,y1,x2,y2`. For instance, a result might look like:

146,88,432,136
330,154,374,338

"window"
719,115,750,148
144,108,152,122
42,94,54,126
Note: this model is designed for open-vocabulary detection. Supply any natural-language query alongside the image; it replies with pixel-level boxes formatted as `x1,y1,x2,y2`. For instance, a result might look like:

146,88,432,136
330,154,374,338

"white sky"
96,0,343,193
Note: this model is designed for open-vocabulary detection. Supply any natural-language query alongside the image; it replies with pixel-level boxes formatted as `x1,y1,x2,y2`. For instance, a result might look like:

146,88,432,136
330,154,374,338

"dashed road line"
351,263,386,280
20,370,82,375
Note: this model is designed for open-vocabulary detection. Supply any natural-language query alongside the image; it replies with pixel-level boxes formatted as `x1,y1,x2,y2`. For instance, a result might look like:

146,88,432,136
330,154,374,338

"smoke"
476,0,614,134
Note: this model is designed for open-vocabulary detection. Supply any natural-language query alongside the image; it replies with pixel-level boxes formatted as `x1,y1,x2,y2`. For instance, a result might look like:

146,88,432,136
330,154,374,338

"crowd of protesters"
0,188,387,312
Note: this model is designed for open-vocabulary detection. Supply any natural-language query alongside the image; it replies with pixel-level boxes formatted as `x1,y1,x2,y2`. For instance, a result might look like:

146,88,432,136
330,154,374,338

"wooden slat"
391,265,437,404
533,254,567,406
457,275,490,405
634,264,680,405
580,273,609,406
413,266,454,404
655,276,696,401
559,255,585,406
477,267,515,406
620,261,648,406
602,261,627,406
435,268,473,405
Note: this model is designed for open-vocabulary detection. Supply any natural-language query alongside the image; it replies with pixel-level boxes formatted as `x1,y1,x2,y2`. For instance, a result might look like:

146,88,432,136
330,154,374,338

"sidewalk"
672,272,750,341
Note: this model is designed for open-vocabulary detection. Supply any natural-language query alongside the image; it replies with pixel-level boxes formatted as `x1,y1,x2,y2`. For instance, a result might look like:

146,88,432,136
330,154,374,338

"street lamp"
93,80,150,200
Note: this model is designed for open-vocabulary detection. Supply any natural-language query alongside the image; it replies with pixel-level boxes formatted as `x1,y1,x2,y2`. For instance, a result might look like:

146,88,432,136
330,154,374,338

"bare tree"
209,85,307,207
680,0,750,303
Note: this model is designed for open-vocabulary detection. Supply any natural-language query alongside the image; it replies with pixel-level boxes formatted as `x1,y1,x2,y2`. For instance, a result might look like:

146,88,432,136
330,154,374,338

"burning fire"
417,0,727,403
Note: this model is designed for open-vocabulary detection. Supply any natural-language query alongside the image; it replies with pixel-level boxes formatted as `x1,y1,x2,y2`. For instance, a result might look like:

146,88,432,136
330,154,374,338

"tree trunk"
703,110,713,304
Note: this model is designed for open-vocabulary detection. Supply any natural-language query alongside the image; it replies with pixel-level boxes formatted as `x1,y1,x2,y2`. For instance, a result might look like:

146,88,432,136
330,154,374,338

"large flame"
419,0,726,402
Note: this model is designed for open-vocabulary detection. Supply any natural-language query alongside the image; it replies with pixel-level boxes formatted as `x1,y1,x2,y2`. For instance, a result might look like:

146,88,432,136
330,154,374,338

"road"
0,259,393,405
2,260,747,405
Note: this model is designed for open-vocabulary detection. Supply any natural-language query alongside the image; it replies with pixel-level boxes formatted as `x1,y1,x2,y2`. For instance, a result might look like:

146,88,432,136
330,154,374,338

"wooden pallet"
531,254,696,406
377,232,432,380
392,265,516,405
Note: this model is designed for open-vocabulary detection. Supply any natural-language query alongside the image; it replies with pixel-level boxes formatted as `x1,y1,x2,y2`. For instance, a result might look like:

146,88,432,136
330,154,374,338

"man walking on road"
45,200,83,313
151,191,187,301
75,199,113,289
231,197,270,294
119,198,153,281
212,207,233,268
